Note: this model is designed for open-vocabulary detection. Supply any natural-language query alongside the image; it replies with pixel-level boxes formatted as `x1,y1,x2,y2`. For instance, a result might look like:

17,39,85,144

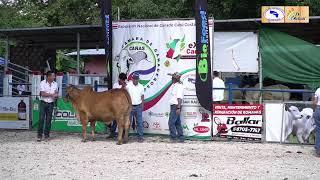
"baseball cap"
132,72,140,79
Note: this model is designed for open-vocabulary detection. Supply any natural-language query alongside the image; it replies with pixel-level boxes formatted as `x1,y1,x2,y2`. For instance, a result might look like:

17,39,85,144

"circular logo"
114,37,160,89
264,8,285,22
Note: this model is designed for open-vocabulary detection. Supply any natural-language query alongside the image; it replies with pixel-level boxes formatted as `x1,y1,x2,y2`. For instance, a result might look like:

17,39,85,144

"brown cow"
65,85,132,145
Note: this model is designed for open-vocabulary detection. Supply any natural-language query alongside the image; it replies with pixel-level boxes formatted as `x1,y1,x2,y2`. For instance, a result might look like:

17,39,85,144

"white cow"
292,108,315,144
283,106,303,142
114,49,149,74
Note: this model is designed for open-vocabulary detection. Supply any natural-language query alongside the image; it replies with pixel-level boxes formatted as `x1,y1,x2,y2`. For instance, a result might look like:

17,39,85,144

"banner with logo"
0,97,30,129
112,20,213,138
100,0,113,89
195,0,213,111
32,98,105,133
212,104,263,141
261,6,309,23
264,102,316,144
282,102,315,144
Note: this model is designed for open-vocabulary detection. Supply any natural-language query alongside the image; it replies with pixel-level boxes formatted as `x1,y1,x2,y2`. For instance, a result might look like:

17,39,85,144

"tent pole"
77,32,80,74
5,36,9,72
211,16,215,140
258,31,263,104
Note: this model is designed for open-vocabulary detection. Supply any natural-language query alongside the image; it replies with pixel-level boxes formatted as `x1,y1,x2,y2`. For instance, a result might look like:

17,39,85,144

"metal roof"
0,17,319,49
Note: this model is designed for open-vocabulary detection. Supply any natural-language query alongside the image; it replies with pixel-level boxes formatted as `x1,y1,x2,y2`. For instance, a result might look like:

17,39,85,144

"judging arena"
1,130,319,179
1,14,320,179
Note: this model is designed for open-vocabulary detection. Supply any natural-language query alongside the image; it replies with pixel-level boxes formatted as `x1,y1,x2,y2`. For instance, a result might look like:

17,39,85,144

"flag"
195,0,213,111
100,0,112,89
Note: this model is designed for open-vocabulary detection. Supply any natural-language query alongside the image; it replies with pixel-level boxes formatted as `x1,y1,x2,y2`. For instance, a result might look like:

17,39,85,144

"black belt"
133,104,141,107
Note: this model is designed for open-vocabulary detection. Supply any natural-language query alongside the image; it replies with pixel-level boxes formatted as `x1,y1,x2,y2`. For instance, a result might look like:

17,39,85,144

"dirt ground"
0,130,319,180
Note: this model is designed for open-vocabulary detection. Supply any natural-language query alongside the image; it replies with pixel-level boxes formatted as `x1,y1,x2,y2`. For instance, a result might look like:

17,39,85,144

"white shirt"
40,80,58,103
169,83,184,105
126,81,144,105
212,77,225,101
17,84,26,95
314,88,320,105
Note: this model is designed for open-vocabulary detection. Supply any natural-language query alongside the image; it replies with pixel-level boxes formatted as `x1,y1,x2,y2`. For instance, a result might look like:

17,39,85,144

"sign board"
261,6,309,23
213,104,263,141
0,97,30,129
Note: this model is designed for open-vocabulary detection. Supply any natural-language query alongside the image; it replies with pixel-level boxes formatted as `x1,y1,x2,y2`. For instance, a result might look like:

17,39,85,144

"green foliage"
0,0,319,57
0,0,319,28
56,50,78,72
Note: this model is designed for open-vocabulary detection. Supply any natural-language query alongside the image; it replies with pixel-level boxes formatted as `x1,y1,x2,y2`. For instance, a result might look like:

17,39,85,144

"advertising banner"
100,0,113,89
265,102,316,144
195,0,213,111
112,20,213,138
281,102,315,144
32,98,105,133
261,6,309,23
182,95,212,139
213,104,263,141
0,97,30,129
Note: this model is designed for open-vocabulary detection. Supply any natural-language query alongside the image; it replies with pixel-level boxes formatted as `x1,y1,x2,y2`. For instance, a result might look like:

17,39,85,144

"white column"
56,72,63,97
31,71,42,100
3,71,12,96
85,76,92,85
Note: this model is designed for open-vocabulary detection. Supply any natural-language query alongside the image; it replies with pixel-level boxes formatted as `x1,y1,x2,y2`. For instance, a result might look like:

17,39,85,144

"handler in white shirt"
126,72,144,142
37,71,58,142
107,73,128,138
212,71,225,103
168,72,184,142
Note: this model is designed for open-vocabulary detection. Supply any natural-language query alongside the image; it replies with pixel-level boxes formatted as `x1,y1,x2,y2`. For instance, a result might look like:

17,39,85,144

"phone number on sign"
231,126,261,134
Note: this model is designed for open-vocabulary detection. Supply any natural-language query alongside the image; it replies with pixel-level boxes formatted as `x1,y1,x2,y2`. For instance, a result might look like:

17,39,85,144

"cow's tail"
122,89,132,112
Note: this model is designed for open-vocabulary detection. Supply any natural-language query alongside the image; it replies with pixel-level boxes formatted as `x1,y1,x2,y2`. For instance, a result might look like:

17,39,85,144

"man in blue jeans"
313,87,320,157
126,72,144,142
168,72,184,143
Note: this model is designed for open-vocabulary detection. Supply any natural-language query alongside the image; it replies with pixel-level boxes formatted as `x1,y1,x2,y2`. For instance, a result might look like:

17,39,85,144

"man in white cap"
168,72,184,142
126,72,144,142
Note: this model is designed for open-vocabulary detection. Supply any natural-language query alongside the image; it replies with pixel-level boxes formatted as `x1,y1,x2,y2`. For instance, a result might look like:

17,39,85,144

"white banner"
0,97,30,129
265,103,283,142
213,32,259,72
112,20,213,138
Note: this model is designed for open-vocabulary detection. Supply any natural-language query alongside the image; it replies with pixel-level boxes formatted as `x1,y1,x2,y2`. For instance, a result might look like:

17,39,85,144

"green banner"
32,98,106,133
